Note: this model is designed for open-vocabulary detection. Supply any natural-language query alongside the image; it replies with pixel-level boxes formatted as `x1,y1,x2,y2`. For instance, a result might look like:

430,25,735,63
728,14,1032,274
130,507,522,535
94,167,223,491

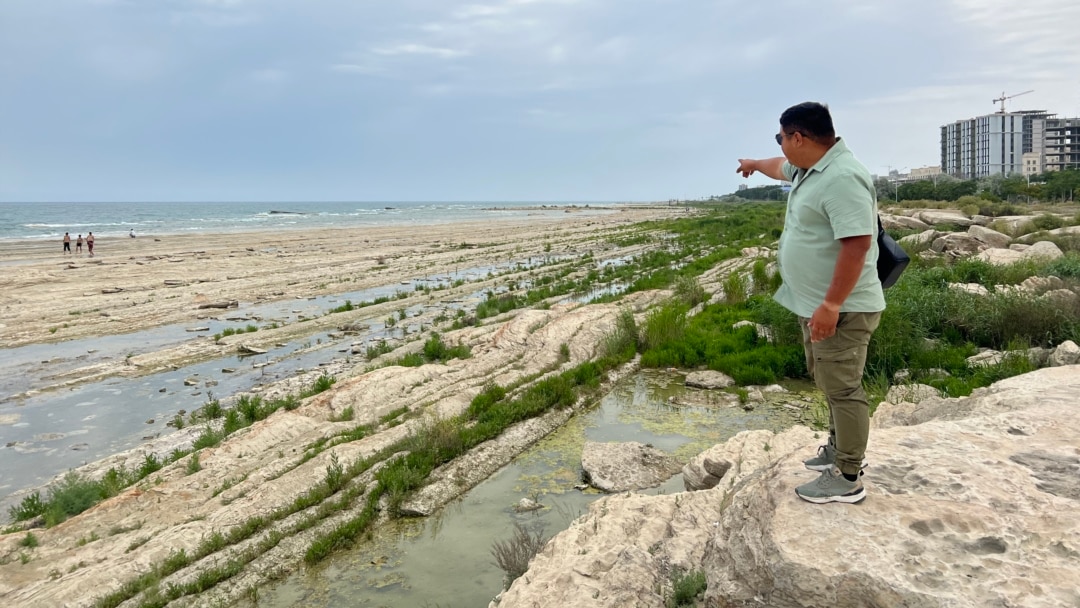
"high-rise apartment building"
940,111,1053,179
1033,117,1080,172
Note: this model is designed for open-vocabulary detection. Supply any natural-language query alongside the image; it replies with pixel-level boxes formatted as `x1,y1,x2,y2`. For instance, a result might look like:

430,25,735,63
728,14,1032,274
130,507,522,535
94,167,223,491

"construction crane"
992,89,1033,113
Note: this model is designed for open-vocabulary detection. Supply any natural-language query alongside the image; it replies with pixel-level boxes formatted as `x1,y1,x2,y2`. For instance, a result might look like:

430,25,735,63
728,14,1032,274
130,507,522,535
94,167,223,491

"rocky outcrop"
580,441,683,492
682,427,818,492
0,295,668,608
974,239,1064,266
496,366,1080,608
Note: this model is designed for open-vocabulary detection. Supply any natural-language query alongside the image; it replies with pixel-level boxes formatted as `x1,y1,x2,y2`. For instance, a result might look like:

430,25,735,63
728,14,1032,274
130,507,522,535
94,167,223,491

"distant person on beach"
76,234,84,254
63,232,71,255
130,229,136,238
87,232,95,257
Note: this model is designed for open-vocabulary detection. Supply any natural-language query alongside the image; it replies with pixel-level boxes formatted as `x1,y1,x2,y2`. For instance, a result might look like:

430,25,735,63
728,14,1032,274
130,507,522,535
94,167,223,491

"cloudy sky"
1,0,1078,202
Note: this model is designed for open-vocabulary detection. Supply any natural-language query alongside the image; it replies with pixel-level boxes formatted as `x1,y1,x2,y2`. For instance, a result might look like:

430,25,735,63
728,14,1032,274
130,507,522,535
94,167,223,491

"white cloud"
372,44,470,59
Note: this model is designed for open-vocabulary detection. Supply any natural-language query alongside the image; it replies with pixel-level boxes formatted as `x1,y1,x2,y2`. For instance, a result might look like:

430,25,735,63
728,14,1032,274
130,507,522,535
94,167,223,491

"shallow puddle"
258,370,812,608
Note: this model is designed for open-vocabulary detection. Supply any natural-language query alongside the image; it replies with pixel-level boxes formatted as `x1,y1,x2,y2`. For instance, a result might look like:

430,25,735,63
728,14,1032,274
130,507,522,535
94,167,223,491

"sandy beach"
0,204,701,607
0,206,675,353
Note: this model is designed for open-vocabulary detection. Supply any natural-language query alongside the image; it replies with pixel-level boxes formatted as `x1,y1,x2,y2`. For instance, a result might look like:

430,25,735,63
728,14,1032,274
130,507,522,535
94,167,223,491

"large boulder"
499,366,1080,608
916,210,976,228
685,370,735,389
881,214,930,231
682,427,818,491
580,441,683,492
1024,240,1064,261
974,248,1025,266
1050,340,1080,367
884,382,940,403
898,229,939,248
705,369,1080,608
1046,225,1080,237
1021,275,1065,294
948,282,989,297
1042,288,1080,310
992,215,1039,233
967,224,1011,249
931,233,986,257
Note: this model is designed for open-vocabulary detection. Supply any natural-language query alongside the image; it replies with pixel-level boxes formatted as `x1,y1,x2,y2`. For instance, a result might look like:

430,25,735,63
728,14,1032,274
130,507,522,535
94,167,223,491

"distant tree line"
712,185,787,202
881,169,1080,204
717,168,1080,204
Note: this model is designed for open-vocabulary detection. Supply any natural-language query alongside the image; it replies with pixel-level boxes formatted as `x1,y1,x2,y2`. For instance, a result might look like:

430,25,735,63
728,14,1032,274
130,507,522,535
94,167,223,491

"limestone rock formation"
731,320,772,343
1050,340,1080,367
884,382,939,403
497,366,1080,608
685,370,735,389
880,214,930,231
973,248,1025,265
1024,240,1065,261
1021,275,1065,294
967,224,1011,248
931,233,986,257
916,210,976,227
580,441,682,492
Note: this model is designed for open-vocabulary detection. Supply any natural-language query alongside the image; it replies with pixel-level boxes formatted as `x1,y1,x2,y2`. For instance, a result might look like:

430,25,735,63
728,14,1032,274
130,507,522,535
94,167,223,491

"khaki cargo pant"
799,311,881,476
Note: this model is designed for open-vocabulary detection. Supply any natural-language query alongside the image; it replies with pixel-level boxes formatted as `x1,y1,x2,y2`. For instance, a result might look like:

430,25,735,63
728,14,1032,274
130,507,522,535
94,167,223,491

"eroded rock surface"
497,366,1080,608
685,370,735,389
580,441,683,492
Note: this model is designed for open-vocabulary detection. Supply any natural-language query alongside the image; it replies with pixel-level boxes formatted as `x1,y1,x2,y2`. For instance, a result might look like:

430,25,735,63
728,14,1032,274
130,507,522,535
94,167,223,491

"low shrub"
602,308,639,359
669,568,707,607
641,302,688,351
491,523,549,589
673,275,707,307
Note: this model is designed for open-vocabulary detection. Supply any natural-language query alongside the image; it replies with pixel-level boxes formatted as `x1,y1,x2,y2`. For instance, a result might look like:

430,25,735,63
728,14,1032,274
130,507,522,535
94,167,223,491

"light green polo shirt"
773,138,885,318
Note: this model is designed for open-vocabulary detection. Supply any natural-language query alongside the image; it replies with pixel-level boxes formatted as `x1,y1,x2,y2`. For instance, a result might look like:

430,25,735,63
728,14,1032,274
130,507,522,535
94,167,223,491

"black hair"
780,102,836,144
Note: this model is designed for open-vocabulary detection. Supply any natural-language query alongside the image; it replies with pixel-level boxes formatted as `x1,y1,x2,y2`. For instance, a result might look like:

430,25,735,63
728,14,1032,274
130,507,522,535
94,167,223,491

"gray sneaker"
804,441,868,472
795,466,866,504
803,442,835,471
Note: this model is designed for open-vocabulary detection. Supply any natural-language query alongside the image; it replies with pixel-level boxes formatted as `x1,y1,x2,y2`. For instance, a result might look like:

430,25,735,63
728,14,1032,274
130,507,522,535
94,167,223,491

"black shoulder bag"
877,215,910,289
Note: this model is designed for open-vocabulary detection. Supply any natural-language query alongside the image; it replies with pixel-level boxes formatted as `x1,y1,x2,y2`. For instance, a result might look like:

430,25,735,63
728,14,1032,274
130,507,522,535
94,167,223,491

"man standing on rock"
736,101,884,504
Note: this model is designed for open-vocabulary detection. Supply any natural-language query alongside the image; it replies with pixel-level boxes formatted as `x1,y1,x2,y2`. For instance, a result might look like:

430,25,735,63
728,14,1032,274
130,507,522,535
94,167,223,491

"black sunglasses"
776,131,798,145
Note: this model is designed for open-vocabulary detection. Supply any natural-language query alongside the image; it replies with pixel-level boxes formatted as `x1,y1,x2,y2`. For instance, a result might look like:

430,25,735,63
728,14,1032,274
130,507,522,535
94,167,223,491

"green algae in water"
258,369,818,608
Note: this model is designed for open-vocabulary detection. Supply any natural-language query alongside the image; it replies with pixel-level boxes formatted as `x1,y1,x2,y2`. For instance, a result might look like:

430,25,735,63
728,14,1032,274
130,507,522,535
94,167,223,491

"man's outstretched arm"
736,157,787,181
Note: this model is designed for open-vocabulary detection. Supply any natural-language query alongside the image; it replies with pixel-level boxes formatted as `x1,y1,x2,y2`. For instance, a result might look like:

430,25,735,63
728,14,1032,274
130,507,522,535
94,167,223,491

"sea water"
0,200,615,241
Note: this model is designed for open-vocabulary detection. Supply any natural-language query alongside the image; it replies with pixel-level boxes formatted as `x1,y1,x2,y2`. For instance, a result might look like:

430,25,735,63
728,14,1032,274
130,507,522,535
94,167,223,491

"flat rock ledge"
492,365,1080,608
580,441,683,492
